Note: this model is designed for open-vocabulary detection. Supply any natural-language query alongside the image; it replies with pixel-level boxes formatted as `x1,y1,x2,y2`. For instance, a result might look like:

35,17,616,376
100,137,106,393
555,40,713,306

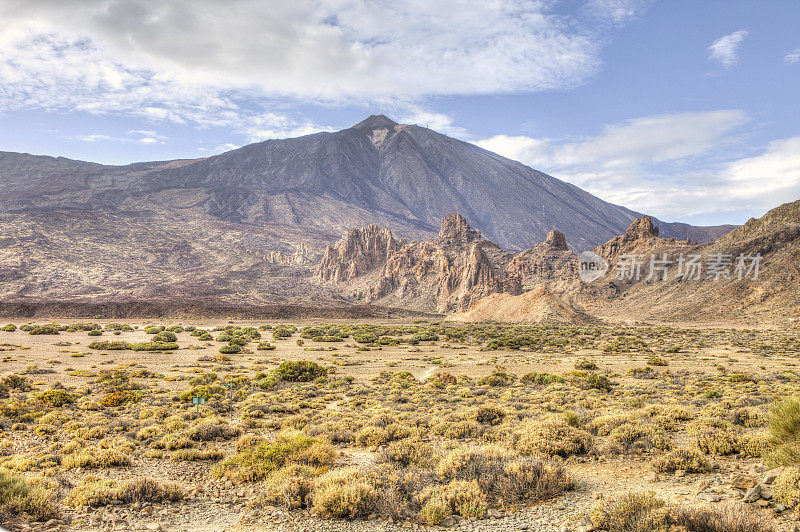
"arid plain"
1,319,799,531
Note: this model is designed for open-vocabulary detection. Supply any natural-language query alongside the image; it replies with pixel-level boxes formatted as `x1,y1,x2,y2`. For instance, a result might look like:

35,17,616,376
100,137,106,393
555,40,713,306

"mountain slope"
0,115,733,251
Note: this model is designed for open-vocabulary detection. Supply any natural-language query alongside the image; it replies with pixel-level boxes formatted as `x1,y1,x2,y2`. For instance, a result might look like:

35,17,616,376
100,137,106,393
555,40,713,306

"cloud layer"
477,110,800,221
0,0,637,138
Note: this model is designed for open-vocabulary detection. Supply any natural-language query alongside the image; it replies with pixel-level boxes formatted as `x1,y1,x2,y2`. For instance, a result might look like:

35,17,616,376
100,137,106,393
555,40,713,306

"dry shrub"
603,423,672,455
651,448,712,473
773,467,800,508
436,445,572,504
214,430,336,482
590,492,670,531
674,504,774,532
68,477,183,507
513,419,593,458
261,464,320,509
418,479,486,523
767,396,800,466
311,467,376,518
0,469,60,522
188,423,242,442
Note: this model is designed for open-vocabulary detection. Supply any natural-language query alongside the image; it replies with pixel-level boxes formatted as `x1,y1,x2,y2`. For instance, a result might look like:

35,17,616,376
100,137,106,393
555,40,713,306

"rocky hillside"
0,115,732,254
315,214,579,312
579,200,800,323
317,201,800,322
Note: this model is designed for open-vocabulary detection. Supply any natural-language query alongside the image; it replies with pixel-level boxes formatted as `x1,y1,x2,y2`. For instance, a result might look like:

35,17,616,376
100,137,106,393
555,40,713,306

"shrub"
68,477,183,507
356,426,390,447
87,341,128,350
187,423,242,442
311,468,376,519
152,331,178,343
520,372,564,385
575,358,598,370
219,345,241,354
171,448,224,461
36,389,75,407
477,368,515,386
418,480,486,523
262,464,318,509
436,445,572,504
569,372,613,392
99,390,140,408
590,492,669,531
774,467,800,508
214,431,335,482
696,430,740,456
651,449,711,473
766,396,800,466
144,326,165,334
87,329,103,336
674,505,774,532
129,342,178,351
276,360,327,382
513,420,593,458
28,324,61,335
647,357,668,366
0,469,60,522
257,342,276,350
1,324,16,332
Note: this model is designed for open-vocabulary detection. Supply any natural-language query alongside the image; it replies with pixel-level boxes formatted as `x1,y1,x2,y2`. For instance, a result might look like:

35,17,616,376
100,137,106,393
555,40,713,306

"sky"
0,0,798,226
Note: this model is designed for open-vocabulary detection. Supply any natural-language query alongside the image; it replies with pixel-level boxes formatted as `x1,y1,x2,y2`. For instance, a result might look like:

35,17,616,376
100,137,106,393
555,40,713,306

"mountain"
0,115,737,307
0,115,732,253
578,199,800,323
316,201,800,322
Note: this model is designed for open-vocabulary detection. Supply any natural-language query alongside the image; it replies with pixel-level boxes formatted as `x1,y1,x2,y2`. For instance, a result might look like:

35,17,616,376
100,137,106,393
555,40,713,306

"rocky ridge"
316,214,579,313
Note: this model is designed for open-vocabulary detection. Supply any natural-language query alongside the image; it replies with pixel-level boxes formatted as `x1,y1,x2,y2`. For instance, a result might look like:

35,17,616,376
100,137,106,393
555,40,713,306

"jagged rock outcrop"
316,224,402,283
316,214,578,312
545,229,569,251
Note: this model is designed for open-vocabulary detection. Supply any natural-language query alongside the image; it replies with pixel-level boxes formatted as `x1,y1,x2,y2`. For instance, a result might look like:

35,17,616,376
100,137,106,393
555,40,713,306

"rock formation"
316,214,578,312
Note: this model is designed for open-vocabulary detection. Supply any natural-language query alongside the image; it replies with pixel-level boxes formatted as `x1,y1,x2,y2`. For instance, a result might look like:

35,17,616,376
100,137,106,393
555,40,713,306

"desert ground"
1,319,800,532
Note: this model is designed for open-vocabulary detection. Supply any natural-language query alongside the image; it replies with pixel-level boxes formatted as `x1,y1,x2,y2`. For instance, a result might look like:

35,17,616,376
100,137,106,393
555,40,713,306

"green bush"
87,341,129,350
36,389,75,407
219,345,242,354
1,324,16,332
129,342,178,351
144,326,165,334
276,360,327,382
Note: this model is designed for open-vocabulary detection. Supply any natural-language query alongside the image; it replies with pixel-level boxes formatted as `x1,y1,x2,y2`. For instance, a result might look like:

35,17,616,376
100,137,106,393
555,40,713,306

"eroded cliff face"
315,224,402,283
316,214,578,312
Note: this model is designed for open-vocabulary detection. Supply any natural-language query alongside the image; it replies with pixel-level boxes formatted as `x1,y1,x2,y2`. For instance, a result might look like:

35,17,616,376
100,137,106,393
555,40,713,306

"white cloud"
214,143,242,153
0,0,645,135
708,30,749,69
474,110,800,220
78,134,112,142
784,48,800,64
398,108,470,138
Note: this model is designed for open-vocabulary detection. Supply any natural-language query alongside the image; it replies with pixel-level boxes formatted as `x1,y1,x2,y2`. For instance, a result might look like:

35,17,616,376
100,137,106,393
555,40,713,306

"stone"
695,479,711,493
675,469,686,478
144,524,163,532
730,474,757,490
441,515,458,527
743,484,762,503
487,509,502,518
645,471,658,482
763,467,785,485
760,486,773,500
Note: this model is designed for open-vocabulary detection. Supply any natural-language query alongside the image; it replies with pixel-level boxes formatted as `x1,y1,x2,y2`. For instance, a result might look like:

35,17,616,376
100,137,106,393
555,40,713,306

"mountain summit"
0,115,732,252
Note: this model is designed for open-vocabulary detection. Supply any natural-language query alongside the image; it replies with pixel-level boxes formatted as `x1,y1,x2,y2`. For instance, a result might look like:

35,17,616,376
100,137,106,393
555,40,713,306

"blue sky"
0,0,798,226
